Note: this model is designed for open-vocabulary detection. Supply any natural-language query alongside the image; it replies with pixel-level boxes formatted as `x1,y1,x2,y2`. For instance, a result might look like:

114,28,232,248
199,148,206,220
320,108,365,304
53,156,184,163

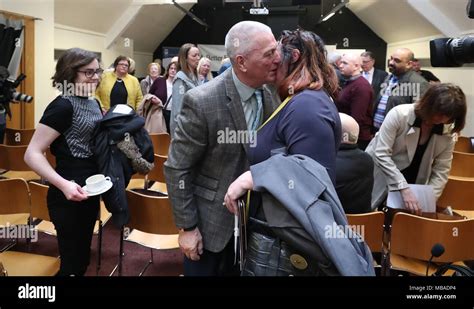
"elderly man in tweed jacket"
164,21,280,276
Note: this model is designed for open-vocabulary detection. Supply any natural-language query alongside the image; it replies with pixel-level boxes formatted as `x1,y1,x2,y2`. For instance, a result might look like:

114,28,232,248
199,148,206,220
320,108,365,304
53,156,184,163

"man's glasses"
78,68,104,78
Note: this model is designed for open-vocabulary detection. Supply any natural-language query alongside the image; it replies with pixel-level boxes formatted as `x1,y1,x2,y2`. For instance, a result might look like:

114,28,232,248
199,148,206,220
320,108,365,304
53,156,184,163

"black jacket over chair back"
91,105,154,227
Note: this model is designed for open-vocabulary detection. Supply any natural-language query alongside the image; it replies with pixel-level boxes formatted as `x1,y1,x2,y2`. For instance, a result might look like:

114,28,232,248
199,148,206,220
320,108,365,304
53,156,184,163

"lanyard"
256,95,293,131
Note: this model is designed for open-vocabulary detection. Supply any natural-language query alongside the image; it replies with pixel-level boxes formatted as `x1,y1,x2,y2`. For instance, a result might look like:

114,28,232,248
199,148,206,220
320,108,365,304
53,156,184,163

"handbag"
241,218,330,276
162,95,172,134
141,98,166,134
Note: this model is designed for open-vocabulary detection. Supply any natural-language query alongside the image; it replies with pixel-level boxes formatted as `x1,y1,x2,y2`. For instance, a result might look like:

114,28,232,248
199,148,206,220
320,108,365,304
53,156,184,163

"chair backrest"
437,176,474,210
126,189,178,235
454,136,474,153
0,144,31,171
0,178,30,216
449,151,474,177
4,128,35,146
346,211,384,253
29,182,50,221
147,154,166,183
149,133,170,156
391,212,474,263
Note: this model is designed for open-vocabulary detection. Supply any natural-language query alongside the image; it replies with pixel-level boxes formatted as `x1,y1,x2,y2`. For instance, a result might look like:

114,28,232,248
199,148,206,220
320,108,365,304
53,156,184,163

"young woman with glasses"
25,48,104,276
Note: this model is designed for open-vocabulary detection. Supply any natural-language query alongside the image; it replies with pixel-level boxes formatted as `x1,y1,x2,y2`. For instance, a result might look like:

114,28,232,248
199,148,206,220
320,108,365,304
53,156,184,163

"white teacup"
85,174,111,193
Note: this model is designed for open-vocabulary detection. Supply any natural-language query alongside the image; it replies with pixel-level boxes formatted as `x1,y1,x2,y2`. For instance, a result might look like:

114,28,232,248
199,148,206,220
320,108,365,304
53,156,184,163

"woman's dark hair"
164,61,178,80
415,83,466,133
277,29,339,101
51,48,99,87
177,43,198,78
113,55,130,69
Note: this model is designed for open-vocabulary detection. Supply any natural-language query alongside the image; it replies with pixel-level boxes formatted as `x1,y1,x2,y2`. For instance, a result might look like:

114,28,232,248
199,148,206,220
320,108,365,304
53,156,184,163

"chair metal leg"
0,239,16,252
96,219,103,276
0,225,22,252
26,218,32,251
138,248,154,276
109,226,124,277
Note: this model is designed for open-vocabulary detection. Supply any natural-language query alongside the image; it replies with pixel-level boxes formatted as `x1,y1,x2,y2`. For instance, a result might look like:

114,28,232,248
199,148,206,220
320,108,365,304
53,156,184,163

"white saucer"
82,180,113,196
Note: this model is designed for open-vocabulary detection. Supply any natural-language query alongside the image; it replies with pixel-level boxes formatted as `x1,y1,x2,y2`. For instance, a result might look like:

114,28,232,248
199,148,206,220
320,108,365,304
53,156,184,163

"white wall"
1,0,139,124
133,51,153,78
54,24,133,71
2,0,55,125
387,35,474,136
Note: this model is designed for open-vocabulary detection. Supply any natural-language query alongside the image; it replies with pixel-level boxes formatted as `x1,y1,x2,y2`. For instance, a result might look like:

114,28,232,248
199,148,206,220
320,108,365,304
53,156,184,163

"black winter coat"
91,105,154,227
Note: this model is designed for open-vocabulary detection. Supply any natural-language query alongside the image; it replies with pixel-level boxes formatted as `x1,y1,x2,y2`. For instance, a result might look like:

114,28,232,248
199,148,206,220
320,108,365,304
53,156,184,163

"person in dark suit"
412,58,440,83
335,113,374,214
328,51,345,88
360,51,388,99
164,21,280,276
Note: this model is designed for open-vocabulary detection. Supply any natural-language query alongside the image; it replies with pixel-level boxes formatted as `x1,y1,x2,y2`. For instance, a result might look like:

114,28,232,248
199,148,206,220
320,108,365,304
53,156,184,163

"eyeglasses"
117,63,129,68
78,68,104,78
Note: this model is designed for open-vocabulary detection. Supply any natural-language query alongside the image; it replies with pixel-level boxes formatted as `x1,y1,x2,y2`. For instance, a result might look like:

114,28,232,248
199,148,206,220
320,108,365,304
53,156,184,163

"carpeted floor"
0,221,184,276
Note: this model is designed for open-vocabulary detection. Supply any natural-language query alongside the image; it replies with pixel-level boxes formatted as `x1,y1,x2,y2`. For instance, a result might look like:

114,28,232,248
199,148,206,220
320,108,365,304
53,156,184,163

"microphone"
426,243,445,276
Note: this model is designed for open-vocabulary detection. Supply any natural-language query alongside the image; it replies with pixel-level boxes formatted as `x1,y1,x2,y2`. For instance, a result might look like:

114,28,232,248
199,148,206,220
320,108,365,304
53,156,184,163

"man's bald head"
397,48,415,62
339,53,362,78
339,113,359,144
388,48,415,76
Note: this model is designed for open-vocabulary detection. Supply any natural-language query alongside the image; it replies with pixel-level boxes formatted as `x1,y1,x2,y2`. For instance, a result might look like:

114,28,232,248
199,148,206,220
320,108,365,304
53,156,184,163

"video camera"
0,66,33,118
430,0,474,67
430,36,474,67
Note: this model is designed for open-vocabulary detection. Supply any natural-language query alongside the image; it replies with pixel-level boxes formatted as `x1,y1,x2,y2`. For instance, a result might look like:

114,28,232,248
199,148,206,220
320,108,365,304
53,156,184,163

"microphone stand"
426,255,435,276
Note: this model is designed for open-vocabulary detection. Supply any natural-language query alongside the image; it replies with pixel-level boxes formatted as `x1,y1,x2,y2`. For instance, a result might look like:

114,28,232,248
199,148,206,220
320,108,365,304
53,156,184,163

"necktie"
363,71,369,81
251,89,263,131
373,75,399,129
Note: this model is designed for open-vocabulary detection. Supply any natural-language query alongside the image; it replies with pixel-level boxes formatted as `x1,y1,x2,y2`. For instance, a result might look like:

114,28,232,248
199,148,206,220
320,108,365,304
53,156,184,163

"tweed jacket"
164,69,278,252
366,104,455,209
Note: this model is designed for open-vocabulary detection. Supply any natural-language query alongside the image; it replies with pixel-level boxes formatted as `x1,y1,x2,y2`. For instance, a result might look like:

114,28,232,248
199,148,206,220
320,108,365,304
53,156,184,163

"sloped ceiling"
53,0,474,52
54,0,195,53
347,0,440,43
55,0,133,33
430,0,474,32
347,0,473,43
122,3,194,52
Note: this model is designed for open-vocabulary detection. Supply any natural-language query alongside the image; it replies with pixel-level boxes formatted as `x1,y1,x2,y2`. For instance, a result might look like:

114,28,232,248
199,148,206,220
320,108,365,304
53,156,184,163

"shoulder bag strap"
163,95,172,110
